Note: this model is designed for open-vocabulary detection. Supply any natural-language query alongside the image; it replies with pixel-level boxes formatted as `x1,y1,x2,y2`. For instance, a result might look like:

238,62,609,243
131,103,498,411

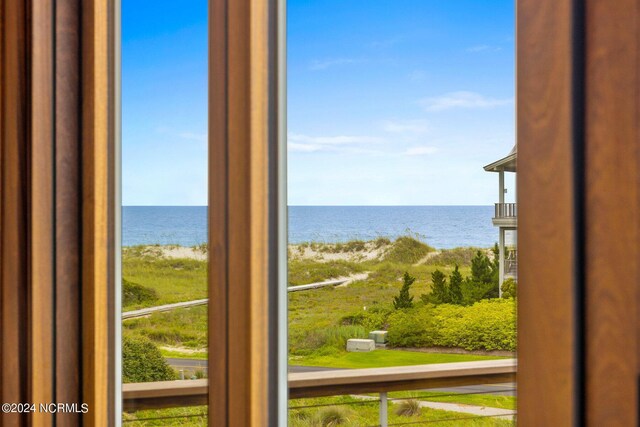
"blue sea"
123,206,497,249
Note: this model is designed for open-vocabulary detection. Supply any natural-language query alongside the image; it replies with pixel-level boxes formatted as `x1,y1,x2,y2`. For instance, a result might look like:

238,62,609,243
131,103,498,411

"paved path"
123,299,208,320
409,399,515,420
353,393,515,421
166,357,208,378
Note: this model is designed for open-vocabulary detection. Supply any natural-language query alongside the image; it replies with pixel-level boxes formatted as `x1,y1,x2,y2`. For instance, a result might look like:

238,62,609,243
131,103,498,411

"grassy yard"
288,395,513,427
386,390,516,411
289,349,504,369
123,394,514,426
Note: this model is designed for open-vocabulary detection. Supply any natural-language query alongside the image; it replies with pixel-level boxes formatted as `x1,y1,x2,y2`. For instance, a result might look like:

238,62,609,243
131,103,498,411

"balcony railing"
123,359,517,425
495,202,517,219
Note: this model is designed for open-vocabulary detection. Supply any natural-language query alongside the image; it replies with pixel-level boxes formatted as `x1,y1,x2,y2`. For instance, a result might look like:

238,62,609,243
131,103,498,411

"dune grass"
122,247,207,310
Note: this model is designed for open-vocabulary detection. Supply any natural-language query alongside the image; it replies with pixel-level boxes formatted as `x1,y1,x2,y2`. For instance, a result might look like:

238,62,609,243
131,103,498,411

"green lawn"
160,350,208,360
123,406,207,426
289,395,513,427
387,390,516,411
124,395,514,427
290,349,504,369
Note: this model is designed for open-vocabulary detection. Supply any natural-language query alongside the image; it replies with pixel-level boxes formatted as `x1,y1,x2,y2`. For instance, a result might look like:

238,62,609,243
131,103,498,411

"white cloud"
288,142,322,153
382,119,429,134
466,45,502,53
309,58,361,70
289,133,383,145
288,133,384,154
179,132,207,142
420,91,513,112
404,146,438,156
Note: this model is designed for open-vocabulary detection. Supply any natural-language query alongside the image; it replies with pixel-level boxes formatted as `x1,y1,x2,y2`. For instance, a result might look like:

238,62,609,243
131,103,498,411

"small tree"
428,269,449,304
501,278,517,299
468,250,500,300
471,250,493,284
448,265,463,305
394,272,415,309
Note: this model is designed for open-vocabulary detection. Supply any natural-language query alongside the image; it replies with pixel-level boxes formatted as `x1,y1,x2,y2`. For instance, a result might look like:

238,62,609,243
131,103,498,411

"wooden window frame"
518,0,639,424
1,0,639,425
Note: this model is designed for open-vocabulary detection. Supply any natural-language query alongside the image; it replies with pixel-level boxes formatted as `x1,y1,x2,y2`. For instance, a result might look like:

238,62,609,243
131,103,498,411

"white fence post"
379,392,388,427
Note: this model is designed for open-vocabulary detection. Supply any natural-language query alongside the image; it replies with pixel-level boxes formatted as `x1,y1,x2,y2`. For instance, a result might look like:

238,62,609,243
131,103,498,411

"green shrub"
431,300,516,351
313,406,352,426
386,309,434,347
501,278,517,299
340,305,393,331
386,299,516,351
462,278,496,305
395,399,422,417
122,335,176,383
383,236,433,264
393,272,415,309
122,278,158,307
289,325,368,355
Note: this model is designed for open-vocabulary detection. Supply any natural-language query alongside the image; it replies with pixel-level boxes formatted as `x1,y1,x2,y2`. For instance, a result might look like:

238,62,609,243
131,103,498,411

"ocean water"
123,205,498,249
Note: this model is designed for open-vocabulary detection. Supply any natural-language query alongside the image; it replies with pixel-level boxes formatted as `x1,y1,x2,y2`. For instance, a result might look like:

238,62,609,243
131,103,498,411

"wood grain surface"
584,0,639,425
517,0,578,425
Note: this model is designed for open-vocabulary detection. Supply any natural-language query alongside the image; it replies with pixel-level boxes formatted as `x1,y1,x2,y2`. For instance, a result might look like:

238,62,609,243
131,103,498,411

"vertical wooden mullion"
210,0,274,425
55,0,82,425
1,3,30,426
29,0,55,425
82,0,114,425
208,0,229,422
584,0,639,424
517,0,578,424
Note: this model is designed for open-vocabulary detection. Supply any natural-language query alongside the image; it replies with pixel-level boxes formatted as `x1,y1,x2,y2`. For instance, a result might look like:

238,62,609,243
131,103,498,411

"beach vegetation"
393,272,415,309
313,406,352,426
424,247,480,267
425,269,448,304
121,236,514,365
395,399,422,417
122,278,158,307
501,278,517,299
383,236,434,264
448,265,464,304
122,335,176,383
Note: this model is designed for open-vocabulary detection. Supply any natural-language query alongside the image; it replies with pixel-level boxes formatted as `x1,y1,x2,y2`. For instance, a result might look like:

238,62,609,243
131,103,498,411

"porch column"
499,228,505,294
499,170,505,204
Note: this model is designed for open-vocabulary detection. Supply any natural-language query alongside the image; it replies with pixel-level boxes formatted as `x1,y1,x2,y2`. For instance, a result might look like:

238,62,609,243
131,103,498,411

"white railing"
495,202,517,219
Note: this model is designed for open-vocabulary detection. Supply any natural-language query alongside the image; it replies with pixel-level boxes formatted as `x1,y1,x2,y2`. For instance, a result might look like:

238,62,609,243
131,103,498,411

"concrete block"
346,338,376,352
369,330,388,344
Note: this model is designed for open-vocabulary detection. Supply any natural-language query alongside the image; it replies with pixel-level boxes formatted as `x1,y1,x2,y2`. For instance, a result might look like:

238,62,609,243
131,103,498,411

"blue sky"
122,0,515,206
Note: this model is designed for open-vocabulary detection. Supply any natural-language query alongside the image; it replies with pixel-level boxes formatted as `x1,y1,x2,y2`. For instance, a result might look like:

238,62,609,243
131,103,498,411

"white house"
484,146,517,293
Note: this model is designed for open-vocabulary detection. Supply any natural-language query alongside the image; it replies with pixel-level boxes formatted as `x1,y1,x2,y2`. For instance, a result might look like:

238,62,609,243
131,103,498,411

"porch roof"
484,145,517,172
